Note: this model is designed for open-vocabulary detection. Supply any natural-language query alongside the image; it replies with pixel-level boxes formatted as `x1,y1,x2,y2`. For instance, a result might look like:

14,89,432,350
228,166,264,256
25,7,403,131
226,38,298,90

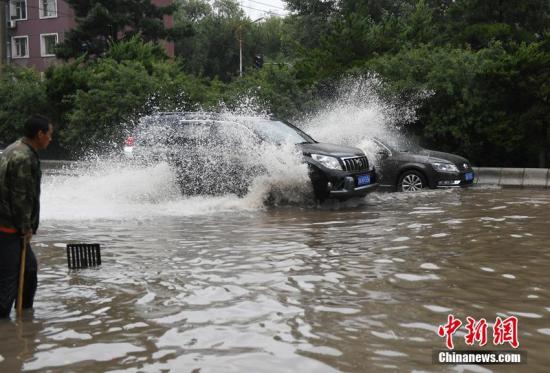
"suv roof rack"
141,112,282,125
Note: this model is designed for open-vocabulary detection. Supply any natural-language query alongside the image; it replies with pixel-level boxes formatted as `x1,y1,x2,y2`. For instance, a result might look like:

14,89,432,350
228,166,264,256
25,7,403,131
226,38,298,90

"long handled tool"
16,236,28,316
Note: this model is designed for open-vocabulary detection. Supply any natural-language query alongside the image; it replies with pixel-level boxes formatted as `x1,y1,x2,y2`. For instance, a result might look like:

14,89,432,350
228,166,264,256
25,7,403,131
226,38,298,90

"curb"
474,167,550,188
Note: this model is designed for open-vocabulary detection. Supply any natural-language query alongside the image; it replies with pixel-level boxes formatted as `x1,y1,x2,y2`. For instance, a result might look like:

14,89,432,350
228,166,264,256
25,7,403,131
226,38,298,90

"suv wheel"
398,170,426,192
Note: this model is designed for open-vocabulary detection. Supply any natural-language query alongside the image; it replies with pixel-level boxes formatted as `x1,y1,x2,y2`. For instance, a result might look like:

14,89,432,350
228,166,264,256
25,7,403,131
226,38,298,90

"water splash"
41,77,416,220
301,75,419,164
245,141,314,207
41,161,261,221
42,116,313,220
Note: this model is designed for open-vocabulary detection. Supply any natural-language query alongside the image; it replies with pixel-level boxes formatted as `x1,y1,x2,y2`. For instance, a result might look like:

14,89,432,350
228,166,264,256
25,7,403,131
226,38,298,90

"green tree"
223,64,315,119
57,0,177,59
367,40,550,167
0,67,48,145
47,38,227,155
444,0,550,49
174,0,286,81
174,0,244,81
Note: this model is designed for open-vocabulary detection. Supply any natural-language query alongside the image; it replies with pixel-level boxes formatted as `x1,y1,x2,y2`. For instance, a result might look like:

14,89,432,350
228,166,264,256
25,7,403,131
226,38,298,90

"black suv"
123,112,378,201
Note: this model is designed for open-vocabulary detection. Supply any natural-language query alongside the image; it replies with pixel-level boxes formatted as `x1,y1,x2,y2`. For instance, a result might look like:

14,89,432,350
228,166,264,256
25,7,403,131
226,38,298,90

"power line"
239,3,283,17
246,0,286,11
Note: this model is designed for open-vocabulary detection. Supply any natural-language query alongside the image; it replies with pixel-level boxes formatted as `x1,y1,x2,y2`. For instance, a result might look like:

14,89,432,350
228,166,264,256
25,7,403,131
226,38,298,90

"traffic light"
254,54,263,68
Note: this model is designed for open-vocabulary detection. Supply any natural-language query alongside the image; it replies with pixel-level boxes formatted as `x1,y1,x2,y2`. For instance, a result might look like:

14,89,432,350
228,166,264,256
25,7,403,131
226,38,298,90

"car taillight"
125,136,135,146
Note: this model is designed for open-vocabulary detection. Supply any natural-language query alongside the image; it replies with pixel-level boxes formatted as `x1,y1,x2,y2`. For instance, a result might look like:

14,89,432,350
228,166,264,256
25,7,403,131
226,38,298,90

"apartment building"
3,0,174,71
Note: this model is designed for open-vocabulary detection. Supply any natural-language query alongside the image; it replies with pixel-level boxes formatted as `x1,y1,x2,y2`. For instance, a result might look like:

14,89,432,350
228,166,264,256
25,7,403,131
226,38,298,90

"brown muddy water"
1,179,549,372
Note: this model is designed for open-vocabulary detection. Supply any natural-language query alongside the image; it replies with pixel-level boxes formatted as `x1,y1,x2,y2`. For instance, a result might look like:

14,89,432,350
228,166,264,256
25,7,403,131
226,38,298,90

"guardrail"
473,167,550,188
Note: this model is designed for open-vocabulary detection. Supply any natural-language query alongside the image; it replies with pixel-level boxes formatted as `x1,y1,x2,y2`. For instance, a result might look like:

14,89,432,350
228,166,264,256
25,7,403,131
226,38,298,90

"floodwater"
1,163,549,372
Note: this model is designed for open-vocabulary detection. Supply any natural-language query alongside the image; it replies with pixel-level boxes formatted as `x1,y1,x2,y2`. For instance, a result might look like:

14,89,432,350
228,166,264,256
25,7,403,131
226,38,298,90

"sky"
239,0,289,20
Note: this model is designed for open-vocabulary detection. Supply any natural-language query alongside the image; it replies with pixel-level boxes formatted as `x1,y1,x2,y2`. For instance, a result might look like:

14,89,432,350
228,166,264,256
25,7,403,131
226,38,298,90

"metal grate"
341,156,369,172
67,244,102,269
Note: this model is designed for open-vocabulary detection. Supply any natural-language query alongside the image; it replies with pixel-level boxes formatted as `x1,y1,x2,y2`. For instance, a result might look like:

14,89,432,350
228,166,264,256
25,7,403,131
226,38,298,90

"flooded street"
1,164,549,372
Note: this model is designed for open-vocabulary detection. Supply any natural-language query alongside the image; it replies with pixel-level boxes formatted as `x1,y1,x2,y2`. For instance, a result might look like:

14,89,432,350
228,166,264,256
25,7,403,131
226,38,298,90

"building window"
41,33,58,57
39,0,57,19
10,0,27,20
12,36,29,58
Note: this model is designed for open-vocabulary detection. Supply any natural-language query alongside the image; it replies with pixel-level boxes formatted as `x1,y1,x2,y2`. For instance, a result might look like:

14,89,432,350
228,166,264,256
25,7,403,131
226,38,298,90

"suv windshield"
241,119,316,145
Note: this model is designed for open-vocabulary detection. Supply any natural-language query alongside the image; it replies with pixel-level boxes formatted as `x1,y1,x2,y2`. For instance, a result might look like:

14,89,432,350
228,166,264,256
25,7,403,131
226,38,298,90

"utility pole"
237,25,243,77
236,17,264,78
0,0,7,71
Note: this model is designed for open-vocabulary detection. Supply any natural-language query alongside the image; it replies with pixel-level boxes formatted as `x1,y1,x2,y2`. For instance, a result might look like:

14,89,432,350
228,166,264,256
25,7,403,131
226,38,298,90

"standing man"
0,115,53,318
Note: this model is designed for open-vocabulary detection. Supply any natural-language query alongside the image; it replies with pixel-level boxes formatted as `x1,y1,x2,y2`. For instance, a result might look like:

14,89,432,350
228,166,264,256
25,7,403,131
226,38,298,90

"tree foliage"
49,38,226,155
174,0,286,82
281,0,550,166
0,67,48,145
57,0,177,59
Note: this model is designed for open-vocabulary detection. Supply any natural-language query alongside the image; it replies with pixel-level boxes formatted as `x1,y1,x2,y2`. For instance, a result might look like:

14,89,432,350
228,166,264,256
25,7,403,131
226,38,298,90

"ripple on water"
298,345,343,357
480,217,506,222
136,291,156,305
179,285,250,306
123,322,149,331
374,350,408,357
371,330,399,340
374,259,394,264
392,237,410,242
509,311,543,319
400,322,438,333
407,223,431,229
153,297,303,325
441,219,463,225
24,343,145,370
48,329,93,341
313,306,361,315
409,209,444,215
423,305,452,313
382,245,409,252
394,273,440,281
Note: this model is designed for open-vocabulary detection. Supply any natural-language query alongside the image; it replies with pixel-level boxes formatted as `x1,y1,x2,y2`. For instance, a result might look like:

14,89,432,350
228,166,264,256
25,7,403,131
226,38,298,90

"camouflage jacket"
0,139,42,234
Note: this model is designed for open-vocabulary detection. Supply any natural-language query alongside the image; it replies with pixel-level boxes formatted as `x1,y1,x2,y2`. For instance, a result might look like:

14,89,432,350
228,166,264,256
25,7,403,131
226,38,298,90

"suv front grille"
341,156,369,172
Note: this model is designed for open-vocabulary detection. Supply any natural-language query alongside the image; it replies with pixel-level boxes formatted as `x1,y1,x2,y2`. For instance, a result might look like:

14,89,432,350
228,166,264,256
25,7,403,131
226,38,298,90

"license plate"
357,174,371,186
465,172,474,181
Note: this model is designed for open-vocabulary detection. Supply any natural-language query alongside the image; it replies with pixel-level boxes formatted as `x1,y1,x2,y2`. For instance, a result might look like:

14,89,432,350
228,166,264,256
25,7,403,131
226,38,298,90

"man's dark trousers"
0,232,37,318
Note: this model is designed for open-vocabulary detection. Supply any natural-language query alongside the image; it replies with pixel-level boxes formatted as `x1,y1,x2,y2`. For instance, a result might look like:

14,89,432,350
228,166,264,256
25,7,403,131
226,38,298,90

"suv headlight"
311,154,342,170
431,162,459,173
